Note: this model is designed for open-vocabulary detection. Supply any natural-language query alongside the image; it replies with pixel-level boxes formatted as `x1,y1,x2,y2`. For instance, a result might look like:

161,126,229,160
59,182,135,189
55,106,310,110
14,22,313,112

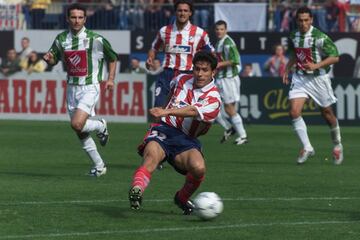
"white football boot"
297,149,315,164
332,144,344,165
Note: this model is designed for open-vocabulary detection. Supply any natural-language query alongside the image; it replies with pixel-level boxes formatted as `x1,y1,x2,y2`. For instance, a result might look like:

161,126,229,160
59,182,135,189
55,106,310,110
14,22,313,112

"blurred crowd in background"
1,0,360,78
0,0,359,32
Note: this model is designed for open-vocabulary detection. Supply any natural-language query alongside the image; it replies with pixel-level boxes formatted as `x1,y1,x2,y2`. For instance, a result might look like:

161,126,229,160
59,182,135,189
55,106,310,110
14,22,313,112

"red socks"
132,166,152,191
177,174,204,204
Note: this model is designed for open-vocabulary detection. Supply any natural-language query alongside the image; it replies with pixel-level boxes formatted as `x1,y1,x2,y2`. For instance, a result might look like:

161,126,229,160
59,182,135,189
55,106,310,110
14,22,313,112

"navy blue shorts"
138,123,202,175
154,68,192,107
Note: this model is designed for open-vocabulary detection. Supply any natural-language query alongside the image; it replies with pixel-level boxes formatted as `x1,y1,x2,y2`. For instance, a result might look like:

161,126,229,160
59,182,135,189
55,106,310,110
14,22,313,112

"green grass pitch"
0,120,359,239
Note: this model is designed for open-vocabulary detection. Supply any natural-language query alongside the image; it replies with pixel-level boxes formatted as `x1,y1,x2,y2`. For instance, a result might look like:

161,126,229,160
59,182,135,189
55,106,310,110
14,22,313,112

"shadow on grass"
0,171,63,178
289,207,360,221
85,204,176,219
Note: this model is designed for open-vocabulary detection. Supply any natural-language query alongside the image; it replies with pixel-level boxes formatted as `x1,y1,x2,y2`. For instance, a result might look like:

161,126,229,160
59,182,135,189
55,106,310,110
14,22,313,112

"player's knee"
289,109,301,119
143,145,164,172
71,121,83,133
191,166,206,179
188,160,206,178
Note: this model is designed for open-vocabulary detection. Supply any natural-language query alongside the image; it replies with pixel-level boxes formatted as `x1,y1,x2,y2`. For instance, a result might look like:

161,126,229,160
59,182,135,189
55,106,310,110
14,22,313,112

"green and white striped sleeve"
101,37,118,62
322,35,339,57
49,38,62,65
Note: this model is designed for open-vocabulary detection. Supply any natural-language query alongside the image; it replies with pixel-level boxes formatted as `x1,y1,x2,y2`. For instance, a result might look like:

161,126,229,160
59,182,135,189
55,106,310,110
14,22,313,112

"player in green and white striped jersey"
283,6,343,165
43,3,118,176
214,20,247,145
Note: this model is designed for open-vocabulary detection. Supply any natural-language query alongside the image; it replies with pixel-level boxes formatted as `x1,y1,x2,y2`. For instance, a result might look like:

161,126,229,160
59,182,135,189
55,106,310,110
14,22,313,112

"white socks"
330,120,342,145
81,119,104,133
231,114,247,139
216,112,232,130
81,135,105,169
292,117,313,151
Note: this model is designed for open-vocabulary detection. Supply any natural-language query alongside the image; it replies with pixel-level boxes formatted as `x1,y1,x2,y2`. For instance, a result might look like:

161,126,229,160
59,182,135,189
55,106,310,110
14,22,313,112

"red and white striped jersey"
162,74,221,138
151,21,214,71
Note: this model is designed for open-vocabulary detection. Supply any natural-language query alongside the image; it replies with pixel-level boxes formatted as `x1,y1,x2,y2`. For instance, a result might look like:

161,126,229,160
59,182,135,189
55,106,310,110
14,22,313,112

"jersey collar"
194,78,216,92
70,26,86,37
173,21,191,32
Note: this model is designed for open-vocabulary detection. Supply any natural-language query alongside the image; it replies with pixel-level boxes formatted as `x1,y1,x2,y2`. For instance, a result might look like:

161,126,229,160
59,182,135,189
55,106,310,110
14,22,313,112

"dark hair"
193,51,218,70
215,20,227,29
67,3,86,17
174,0,193,12
295,6,313,19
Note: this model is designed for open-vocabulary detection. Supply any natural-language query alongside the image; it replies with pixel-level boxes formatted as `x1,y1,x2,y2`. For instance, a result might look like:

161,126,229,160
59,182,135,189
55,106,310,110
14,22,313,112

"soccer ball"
193,192,223,220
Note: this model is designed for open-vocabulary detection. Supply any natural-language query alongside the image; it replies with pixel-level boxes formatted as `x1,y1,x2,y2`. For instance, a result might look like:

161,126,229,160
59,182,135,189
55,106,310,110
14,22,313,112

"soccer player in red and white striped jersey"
129,51,221,214
146,0,214,107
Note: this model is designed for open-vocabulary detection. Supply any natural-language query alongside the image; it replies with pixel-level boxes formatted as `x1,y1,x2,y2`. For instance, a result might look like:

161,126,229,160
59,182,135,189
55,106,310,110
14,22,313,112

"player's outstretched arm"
282,57,296,85
303,56,339,71
146,49,156,70
104,61,116,91
150,106,199,118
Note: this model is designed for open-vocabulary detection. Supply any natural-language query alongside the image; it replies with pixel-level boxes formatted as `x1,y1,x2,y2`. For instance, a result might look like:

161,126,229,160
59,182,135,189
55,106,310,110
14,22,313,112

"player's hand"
149,107,167,118
282,73,289,85
104,80,114,91
303,61,317,71
43,52,54,63
146,57,154,70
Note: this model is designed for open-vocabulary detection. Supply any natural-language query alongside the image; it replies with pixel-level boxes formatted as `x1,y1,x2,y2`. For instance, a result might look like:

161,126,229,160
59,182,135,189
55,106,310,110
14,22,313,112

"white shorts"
289,73,337,108
216,76,240,104
67,83,100,118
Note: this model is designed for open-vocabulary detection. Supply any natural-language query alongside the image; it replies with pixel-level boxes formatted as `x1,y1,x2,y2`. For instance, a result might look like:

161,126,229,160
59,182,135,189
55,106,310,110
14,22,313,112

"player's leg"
216,77,236,143
173,149,205,214
290,98,315,164
320,106,343,164
68,84,108,176
216,110,235,143
74,84,109,146
224,102,248,145
311,75,343,165
71,109,107,176
129,141,166,209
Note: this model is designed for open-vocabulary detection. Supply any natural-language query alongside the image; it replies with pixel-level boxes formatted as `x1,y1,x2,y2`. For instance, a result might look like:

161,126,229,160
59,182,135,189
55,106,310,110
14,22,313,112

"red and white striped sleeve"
194,91,221,123
151,27,165,52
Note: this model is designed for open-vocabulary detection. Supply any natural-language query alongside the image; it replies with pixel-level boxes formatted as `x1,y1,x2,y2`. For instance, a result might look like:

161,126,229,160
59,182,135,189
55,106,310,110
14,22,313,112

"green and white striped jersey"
215,34,241,79
288,26,339,76
49,27,118,85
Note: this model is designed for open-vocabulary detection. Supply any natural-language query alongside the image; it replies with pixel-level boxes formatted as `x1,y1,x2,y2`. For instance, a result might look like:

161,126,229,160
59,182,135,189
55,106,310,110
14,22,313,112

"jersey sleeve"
198,31,215,52
48,37,62,65
151,29,164,52
287,37,295,59
193,94,221,123
101,37,118,62
322,35,339,57
225,39,240,65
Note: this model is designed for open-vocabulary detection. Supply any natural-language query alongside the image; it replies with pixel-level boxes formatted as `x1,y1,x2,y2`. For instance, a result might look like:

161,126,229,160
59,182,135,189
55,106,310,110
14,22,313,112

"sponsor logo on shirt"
64,50,88,77
295,48,313,72
166,45,192,54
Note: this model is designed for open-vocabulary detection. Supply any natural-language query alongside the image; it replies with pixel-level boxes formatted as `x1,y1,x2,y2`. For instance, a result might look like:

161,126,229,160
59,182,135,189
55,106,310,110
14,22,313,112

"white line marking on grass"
1,196,360,206
1,220,360,239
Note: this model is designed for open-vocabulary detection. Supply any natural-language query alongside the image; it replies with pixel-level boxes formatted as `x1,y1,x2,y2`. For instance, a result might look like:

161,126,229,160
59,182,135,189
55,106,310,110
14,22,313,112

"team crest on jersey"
198,98,209,106
83,38,90,48
166,45,192,54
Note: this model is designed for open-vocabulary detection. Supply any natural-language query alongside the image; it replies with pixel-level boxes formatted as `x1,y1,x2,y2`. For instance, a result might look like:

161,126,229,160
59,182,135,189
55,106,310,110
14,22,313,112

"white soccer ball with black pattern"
193,192,223,220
